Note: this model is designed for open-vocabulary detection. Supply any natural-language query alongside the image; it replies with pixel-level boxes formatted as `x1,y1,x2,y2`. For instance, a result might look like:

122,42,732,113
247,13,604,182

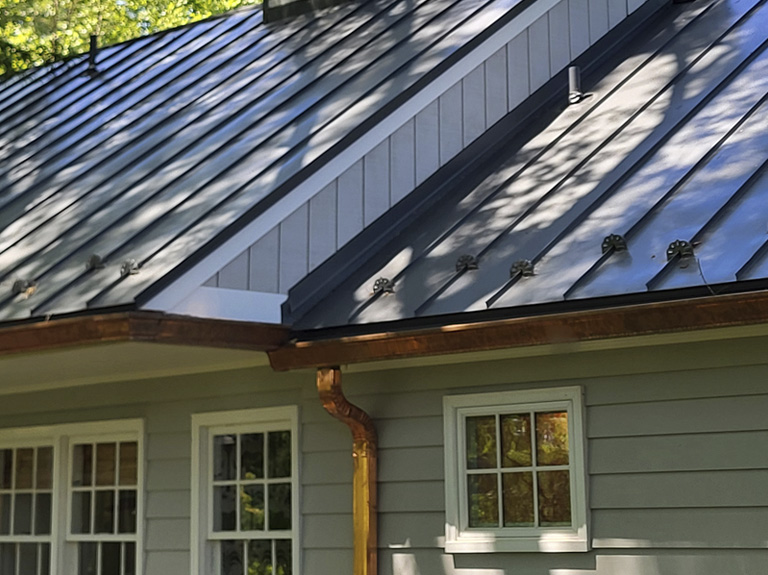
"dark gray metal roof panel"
294,0,768,329
0,0,541,320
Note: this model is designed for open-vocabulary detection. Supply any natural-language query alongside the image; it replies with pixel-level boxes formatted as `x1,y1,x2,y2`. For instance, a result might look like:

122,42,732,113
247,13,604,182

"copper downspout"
317,367,377,575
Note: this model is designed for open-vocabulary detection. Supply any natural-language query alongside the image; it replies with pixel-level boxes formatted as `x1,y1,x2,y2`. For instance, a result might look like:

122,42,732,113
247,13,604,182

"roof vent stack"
568,66,583,105
86,35,99,77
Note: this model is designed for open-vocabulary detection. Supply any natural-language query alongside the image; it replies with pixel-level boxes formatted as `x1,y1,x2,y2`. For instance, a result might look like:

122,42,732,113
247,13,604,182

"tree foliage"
0,0,260,77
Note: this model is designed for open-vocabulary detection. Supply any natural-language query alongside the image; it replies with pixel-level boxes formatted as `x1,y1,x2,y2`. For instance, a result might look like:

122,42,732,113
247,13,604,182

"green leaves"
0,0,261,77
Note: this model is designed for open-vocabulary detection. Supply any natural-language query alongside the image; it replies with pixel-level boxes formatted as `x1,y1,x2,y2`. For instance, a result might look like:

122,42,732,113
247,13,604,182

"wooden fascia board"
268,290,768,370
0,312,290,357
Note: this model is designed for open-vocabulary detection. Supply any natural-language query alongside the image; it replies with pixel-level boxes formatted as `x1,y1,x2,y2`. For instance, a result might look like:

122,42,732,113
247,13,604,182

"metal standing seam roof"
291,0,768,329
0,0,541,323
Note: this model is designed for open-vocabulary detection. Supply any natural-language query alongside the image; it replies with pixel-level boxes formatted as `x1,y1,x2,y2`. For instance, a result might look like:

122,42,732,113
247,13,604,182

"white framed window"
0,419,144,575
191,407,299,575
443,387,588,553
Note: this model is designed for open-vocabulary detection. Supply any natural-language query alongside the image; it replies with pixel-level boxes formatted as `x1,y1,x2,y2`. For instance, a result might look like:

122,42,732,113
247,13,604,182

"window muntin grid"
209,429,293,575
0,446,53,575
70,441,138,575
461,408,573,532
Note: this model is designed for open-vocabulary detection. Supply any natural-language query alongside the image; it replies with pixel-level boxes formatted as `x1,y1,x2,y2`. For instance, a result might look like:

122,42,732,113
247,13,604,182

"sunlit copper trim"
271,290,768,370
317,367,377,575
0,311,289,356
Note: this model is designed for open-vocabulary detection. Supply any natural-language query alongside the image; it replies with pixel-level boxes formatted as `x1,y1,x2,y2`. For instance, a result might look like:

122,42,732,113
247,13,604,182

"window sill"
445,533,589,553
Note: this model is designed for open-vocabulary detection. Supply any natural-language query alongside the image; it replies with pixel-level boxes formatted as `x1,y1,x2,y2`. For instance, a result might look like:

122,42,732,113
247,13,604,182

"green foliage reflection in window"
465,410,571,528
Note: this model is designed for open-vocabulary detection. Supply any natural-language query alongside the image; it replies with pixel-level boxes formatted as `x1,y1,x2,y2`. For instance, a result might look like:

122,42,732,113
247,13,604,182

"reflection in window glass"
502,472,534,527
463,409,573,530
95,443,116,486
268,432,291,479
536,412,569,466
219,539,293,575
214,435,237,481
501,414,531,467
465,416,496,469
0,446,54,574
71,440,139,574
467,473,498,527
211,425,294,575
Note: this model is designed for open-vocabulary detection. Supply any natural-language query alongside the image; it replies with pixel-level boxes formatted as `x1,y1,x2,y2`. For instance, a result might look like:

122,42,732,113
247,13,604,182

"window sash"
459,405,574,532
191,407,299,575
443,388,588,553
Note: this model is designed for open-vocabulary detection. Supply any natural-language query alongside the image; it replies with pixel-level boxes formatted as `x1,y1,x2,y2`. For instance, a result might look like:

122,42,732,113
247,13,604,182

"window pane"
466,416,497,469
268,431,291,478
78,542,98,575
240,433,264,480
36,447,53,490
118,490,137,534
214,435,237,481
119,442,138,486
0,495,10,535
467,473,498,527
101,542,121,575
34,492,52,535
537,470,571,526
72,491,92,534
221,540,244,575
247,539,272,575
502,472,534,526
13,493,32,535
123,542,136,575
213,486,236,532
275,539,292,575
0,451,11,490
18,543,36,575
94,490,115,534
96,444,116,486
0,543,15,575
14,449,33,489
268,483,292,530
40,543,51,575
536,412,569,466
240,485,264,531
501,413,532,468
72,445,93,487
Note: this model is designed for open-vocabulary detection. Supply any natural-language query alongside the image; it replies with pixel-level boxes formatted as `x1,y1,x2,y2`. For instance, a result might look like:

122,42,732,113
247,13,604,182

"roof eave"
0,311,291,357
268,289,768,370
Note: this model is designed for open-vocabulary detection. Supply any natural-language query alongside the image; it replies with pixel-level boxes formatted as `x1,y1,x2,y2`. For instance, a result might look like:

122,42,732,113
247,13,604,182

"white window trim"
0,419,145,575
191,406,300,575
443,387,588,553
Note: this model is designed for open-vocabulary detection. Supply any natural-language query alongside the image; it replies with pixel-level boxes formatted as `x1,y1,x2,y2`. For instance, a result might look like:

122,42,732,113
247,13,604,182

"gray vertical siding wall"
205,0,649,294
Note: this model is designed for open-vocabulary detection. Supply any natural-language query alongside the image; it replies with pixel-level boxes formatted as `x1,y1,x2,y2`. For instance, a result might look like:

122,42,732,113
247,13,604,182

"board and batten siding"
205,0,646,295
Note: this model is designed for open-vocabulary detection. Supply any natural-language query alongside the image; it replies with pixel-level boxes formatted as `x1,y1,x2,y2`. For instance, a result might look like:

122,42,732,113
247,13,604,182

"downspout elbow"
317,367,377,575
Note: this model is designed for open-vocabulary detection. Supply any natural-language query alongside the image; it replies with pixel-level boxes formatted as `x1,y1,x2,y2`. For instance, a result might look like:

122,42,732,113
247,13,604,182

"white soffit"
168,286,287,324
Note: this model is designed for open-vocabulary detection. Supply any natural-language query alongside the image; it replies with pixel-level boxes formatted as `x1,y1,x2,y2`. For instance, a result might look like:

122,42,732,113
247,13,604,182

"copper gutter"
0,311,290,356
317,367,377,575
270,290,768,370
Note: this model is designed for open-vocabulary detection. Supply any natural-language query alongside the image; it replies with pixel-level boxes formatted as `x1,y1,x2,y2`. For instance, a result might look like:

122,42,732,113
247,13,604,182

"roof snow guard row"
291,0,768,329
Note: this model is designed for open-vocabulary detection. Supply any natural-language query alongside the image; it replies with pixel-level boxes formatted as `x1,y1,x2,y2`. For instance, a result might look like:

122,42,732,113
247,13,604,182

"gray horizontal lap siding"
0,336,765,574
0,367,349,575
336,337,768,574
208,0,648,295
